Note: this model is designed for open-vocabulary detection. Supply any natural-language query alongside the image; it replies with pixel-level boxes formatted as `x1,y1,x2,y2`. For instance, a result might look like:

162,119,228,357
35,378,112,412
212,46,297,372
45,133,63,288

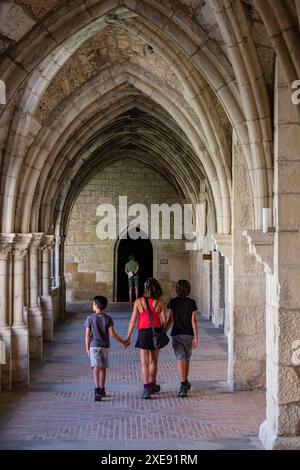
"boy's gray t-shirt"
85,313,114,348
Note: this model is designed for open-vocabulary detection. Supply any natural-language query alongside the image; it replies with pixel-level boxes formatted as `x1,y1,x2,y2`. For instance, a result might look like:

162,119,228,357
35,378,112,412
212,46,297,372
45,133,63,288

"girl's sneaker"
177,383,187,397
150,383,161,394
142,388,151,399
99,387,106,397
94,388,102,401
185,380,191,391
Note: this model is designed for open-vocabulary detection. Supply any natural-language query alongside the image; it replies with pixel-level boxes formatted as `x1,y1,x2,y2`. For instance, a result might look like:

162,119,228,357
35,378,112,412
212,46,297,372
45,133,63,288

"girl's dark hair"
93,295,108,310
128,254,135,261
175,280,191,297
144,278,163,300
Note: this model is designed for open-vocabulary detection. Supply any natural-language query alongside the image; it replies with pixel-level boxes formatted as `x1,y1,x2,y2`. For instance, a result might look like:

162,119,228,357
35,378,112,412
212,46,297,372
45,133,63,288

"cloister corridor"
0,303,265,450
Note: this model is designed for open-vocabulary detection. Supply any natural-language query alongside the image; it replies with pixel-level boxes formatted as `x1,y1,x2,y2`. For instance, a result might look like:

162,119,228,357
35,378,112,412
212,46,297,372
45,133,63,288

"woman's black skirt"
135,327,162,350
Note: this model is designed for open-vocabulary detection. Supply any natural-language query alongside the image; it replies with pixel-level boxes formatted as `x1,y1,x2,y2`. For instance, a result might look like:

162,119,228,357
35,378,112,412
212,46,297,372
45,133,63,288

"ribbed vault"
0,0,283,237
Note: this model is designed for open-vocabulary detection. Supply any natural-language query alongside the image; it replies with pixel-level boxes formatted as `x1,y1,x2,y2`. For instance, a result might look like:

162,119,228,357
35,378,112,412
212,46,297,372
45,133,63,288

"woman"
126,278,167,399
166,279,198,397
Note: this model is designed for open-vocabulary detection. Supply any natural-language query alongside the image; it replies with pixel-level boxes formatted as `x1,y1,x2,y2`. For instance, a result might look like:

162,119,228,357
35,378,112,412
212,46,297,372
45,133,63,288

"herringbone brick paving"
0,303,265,450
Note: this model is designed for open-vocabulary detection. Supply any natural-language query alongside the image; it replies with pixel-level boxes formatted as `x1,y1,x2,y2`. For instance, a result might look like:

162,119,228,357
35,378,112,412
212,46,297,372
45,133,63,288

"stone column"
229,134,266,390
56,235,66,320
11,234,32,387
40,235,54,342
259,61,300,449
28,233,44,360
211,250,225,328
213,235,232,339
0,235,13,390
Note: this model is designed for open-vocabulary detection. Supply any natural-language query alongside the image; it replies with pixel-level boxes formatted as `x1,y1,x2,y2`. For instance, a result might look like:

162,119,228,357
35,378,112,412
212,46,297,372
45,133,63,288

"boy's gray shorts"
172,335,193,360
90,347,109,368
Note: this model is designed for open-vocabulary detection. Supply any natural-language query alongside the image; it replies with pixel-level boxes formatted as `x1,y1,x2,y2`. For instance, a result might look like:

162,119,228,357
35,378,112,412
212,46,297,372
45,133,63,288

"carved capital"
10,234,32,260
40,235,55,251
30,233,44,252
0,245,11,260
12,247,28,260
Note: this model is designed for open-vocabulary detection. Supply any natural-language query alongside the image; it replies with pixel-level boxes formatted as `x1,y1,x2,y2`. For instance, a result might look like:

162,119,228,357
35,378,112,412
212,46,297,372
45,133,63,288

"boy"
166,280,198,397
85,295,129,401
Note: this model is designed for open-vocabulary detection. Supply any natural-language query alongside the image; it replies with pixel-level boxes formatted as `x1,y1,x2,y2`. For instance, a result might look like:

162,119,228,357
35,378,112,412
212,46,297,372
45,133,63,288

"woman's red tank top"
137,298,161,330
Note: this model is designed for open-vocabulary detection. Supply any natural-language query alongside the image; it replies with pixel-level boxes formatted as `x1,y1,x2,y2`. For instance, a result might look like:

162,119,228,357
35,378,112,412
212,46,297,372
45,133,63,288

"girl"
126,278,167,399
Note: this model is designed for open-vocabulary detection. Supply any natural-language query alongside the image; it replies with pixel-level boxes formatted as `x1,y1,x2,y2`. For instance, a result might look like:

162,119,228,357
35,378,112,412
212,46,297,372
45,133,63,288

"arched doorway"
116,230,153,301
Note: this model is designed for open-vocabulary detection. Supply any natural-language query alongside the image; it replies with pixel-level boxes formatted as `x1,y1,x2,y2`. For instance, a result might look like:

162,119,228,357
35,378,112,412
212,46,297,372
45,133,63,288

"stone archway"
115,228,153,302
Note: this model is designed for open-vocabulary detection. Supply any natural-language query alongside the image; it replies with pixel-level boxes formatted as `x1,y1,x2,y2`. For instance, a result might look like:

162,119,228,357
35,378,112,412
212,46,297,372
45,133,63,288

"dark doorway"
116,231,153,302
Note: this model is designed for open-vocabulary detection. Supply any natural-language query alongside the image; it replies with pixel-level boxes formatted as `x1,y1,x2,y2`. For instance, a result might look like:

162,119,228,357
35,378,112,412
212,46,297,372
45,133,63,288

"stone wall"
65,158,190,301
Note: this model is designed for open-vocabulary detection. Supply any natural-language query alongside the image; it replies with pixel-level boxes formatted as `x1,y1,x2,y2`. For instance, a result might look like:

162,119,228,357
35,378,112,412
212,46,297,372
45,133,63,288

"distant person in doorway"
85,295,129,402
166,280,198,397
125,255,139,302
125,278,167,399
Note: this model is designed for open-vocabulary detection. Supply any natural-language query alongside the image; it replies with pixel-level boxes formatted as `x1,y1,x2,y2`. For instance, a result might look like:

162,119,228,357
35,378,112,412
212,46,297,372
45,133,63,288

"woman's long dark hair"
144,278,163,300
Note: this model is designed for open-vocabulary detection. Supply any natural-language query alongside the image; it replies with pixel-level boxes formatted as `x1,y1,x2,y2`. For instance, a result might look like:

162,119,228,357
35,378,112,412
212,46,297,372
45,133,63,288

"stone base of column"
12,325,29,388
41,296,53,342
228,359,265,391
0,326,13,391
259,420,300,450
28,306,43,360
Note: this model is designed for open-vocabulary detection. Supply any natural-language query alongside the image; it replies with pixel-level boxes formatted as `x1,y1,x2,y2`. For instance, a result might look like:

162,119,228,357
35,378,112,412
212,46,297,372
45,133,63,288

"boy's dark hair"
144,278,163,300
175,280,191,297
93,296,108,310
128,254,135,261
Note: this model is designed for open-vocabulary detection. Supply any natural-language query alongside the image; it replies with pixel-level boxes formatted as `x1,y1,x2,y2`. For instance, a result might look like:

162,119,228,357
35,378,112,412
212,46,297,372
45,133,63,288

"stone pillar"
199,252,212,319
259,61,300,449
57,235,66,320
229,135,266,390
213,235,232,339
40,235,54,342
11,234,32,387
28,233,44,360
211,250,225,328
0,235,13,390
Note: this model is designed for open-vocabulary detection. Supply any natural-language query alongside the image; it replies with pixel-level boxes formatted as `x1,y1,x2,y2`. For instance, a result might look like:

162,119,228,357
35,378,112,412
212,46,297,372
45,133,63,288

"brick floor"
0,303,265,450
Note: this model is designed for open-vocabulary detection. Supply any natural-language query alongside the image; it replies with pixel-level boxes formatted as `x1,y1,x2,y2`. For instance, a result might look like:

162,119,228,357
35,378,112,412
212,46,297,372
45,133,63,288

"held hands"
192,338,198,349
123,338,131,348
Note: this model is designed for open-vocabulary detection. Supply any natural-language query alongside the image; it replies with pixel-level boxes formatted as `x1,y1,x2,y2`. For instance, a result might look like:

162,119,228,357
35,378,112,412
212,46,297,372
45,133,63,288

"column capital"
30,233,44,251
40,235,55,251
0,233,15,244
10,234,33,259
0,245,12,260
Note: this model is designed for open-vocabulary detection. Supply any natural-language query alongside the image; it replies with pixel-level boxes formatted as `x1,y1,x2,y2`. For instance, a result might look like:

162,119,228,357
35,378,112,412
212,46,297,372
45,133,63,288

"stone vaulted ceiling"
1,0,298,237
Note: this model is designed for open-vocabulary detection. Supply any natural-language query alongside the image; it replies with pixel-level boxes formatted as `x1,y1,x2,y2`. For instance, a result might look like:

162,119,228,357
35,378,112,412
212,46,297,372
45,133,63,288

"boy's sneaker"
99,388,106,397
94,388,102,402
185,380,191,391
177,383,187,398
149,384,161,394
142,388,151,399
